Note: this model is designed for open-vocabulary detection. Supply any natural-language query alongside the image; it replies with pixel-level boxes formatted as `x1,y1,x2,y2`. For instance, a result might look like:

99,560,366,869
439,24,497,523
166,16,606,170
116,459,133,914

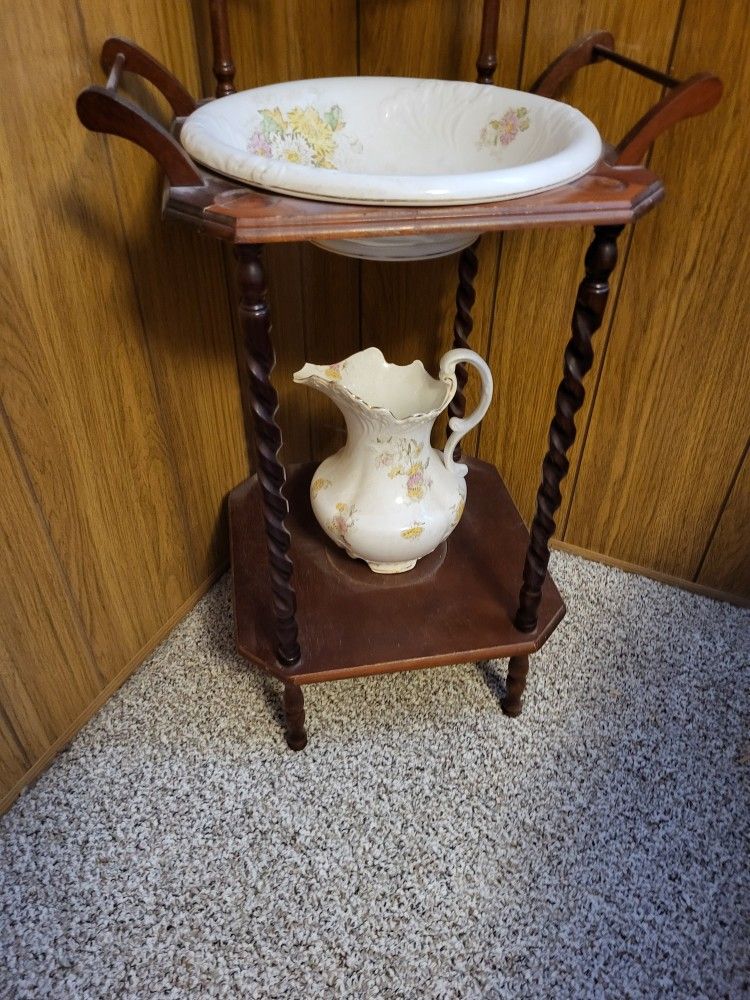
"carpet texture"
1,552,748,999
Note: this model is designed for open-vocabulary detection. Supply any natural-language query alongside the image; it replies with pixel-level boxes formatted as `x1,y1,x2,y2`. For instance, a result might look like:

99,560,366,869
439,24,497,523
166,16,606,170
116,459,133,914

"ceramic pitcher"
293,347,493,574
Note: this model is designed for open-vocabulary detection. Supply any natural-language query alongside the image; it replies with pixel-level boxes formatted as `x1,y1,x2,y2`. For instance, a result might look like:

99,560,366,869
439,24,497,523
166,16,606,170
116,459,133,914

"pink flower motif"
496,111,520,146
248,131,272,157
407,472,423,489
331,515,348,536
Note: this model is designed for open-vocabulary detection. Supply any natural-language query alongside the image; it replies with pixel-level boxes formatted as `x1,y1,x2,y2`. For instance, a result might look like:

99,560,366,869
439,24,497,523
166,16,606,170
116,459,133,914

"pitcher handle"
439,348,494,479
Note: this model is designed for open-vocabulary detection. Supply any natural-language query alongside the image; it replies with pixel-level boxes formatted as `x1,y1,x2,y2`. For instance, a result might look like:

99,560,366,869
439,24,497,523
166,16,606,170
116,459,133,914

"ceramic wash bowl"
181,76,602,261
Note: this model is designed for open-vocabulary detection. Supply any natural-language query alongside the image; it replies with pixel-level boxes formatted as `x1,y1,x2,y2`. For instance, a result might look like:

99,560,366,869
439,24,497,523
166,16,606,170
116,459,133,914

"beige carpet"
1,551,748,999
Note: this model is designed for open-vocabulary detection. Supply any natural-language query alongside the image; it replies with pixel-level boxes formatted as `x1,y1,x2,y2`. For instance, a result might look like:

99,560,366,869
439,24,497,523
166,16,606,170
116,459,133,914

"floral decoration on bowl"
479,106,530,150
247,104,346,168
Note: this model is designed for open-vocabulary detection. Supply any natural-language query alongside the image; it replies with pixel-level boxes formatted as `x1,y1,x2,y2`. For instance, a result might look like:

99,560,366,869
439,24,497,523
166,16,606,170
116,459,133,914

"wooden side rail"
531,31,722,165
77,37,205,188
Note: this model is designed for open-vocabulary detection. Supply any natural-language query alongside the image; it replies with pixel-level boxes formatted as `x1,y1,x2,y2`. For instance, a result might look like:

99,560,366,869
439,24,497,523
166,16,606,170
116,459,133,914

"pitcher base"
366,559,417,575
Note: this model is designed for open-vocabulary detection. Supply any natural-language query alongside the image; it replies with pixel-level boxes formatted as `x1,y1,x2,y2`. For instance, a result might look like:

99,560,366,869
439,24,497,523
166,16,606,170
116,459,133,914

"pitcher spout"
294,347,453,424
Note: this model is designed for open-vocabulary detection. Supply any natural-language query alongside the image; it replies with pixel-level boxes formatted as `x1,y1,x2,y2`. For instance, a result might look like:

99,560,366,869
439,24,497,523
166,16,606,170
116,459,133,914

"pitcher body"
294,347,492,574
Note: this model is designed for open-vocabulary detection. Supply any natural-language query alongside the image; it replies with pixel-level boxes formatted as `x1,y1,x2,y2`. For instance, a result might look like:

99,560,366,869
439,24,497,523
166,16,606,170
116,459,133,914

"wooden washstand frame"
77,2,721,750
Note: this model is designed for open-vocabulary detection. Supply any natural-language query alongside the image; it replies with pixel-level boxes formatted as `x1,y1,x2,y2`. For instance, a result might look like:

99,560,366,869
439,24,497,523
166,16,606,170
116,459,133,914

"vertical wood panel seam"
665,0,689,76
474,238,503,459
223,245,254,474
561,0,688,539
356,0,361,76
558,223,637,538
514,0,535,87
182,9,251,476
0,0,112,700
692,435,750,582
73,0,200,585
298,247,316,460
514,0,532,89
0,398,106,689
0,697,31,772
101,136,201,585
475,0,531,460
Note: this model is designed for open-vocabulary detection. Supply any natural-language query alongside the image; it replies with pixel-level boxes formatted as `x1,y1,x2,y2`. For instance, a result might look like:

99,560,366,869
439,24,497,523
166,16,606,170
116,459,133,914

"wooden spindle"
209,0,237,97
447,240,480,457
476,0,500,84
515,225,623,633
235,244,301,667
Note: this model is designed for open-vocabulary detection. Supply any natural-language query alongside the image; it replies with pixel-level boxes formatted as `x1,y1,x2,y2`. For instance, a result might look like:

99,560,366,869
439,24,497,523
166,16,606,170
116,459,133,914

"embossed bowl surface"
180,76,602,206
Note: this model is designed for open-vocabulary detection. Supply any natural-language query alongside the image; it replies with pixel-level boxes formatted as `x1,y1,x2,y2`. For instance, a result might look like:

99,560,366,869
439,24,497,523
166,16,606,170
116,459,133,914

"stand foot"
501,654,529,717
283,684,307,751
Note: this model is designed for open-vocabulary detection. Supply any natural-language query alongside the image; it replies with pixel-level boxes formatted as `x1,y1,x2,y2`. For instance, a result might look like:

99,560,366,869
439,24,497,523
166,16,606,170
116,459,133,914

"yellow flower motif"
336,502,348,512
287,107,336,164
311,478,332,498
401,523,424,540
324,364,343,380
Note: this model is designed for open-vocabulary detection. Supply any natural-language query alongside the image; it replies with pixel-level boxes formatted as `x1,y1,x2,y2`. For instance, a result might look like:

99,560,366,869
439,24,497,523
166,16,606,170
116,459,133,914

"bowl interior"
181,76,602,204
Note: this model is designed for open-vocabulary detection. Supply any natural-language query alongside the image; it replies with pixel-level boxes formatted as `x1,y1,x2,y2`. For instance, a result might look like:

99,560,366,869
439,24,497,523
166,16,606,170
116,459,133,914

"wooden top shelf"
165,153,665,244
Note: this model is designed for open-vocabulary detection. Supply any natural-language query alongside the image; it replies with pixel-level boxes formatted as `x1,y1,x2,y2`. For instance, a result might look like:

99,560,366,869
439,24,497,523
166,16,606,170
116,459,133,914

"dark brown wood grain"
283,684,307,750
194,161,664,242
530,32,723,168
447,241,480,454
208,0,236,97
234,244,300,666
615,73,723,165
515,224,623,632
530,30,615,98
100,36,197,115
477,0,500,83
76,86,204,188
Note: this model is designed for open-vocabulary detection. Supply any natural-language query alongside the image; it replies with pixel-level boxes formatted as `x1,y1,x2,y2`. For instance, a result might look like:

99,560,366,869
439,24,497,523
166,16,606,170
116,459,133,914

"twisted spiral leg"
235,244,301,666
447,239,480,460
515,225,623,633
283,684,307,751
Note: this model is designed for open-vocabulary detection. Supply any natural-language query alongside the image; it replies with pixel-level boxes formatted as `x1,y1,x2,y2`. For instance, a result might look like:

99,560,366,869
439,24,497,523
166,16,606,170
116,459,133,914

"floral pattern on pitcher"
324,362,345,380
248,104,346,169
327,501,357,544
450,496,465,527
401,523,424,540
311,477,332,499
479,106,530,150
375,437,432,501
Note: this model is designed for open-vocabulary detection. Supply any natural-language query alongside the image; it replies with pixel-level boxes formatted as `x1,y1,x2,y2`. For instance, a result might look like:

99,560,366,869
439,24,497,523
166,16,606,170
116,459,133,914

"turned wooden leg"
501,654,529,717
447,239,480,459
515,224,623,633
283,683,307,751
235,244,301,666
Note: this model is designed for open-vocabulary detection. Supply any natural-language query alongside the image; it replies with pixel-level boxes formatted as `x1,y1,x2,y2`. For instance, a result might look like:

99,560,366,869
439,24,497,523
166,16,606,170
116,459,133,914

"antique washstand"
77,1,721,749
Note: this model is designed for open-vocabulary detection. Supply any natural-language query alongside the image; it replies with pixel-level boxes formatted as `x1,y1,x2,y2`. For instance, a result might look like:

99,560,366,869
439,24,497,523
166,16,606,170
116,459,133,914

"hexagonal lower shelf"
229,458,565,684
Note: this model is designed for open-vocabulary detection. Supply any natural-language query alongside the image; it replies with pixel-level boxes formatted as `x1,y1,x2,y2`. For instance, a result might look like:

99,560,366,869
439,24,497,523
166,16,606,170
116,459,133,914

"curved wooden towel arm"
530,31,722,166
77,36,205,188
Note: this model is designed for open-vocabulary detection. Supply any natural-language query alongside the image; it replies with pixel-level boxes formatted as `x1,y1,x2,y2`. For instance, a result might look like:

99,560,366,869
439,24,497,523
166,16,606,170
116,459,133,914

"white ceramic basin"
181,76,602,260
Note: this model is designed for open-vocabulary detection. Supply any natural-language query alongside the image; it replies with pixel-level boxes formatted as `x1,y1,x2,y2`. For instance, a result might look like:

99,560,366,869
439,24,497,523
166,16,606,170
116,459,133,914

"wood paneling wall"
1,0,747,810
